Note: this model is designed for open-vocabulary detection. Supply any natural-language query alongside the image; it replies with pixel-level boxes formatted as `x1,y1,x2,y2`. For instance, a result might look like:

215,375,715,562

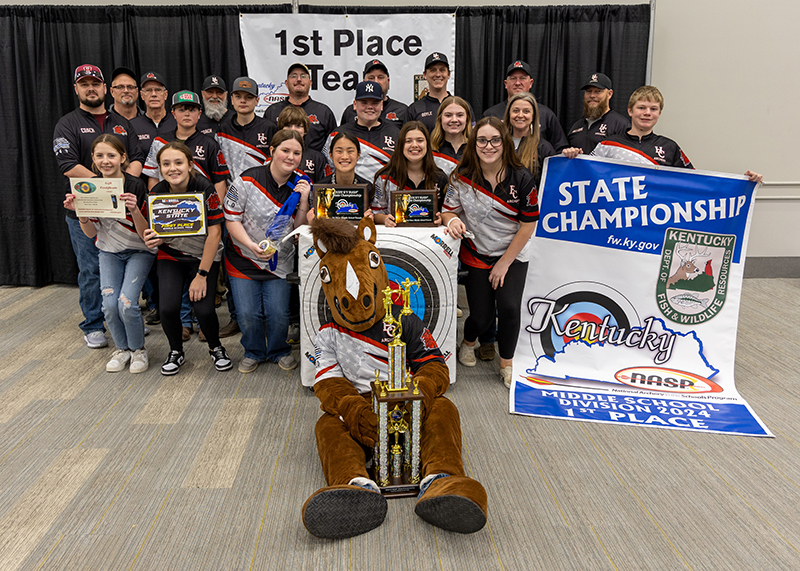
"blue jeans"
229,276,290,362
98,249,155,351
66,216,105,334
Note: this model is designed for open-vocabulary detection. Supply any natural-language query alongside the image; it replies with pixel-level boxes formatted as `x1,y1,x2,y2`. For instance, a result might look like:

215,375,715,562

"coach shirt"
567,109,630,154
130,113,178,161
262,97,337,153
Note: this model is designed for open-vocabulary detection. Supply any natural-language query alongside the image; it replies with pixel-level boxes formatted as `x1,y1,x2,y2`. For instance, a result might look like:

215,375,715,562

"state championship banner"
298,226,460,387
240,13,456,116
511,155,771,437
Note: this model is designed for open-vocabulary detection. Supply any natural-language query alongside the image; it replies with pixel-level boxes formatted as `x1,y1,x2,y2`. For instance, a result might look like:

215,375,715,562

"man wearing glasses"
131,71,177,162
108,66,142,121
262,63,336,152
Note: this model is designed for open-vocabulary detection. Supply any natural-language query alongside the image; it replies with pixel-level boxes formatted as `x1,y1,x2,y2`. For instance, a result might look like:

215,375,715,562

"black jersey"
143,129,229,183
567,109,629,154
482,99,568,152
197,109,235,137
262,97,337,153
340,96,408,128
130,113,178,161
408,93,475,135
591,131,694,169
322,121,400,185
215,115,276,180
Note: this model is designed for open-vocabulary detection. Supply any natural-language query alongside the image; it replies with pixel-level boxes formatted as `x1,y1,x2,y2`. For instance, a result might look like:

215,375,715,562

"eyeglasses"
142,87,165,94
476,137,503,148
288,73,309,80
112,85,138,91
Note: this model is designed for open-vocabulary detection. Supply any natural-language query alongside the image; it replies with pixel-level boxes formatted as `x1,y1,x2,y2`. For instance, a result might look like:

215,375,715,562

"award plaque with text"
313,184,368,222
70,177,126,219
390,190,437,227
147,193,207,237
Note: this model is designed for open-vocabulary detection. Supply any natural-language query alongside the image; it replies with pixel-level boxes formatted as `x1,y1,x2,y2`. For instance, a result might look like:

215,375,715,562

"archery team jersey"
567,109,629,154
262,97,337,152
340,97,408,127
215,115,276,180
408,94,475,135
130,113,177,163
143,130,229,183
591,131,694,169
150,175,224,262
298,148,330,183
223,166,302,280
482,100,569,152
443,166,539,268
89,174,155,254
371,170,449,216
314,306,445,394
197,109,235,137
322,121,400,186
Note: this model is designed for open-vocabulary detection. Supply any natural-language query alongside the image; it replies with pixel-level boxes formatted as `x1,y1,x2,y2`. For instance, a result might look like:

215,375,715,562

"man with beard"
262,63,336,153
52,64,144,348
564,73,629,155
407,52,474,135
108,66,142,121
197,75,234,136
481,60,568,152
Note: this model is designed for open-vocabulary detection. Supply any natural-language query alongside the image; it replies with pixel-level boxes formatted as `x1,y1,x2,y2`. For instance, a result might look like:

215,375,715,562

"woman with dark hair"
371,121,448,227
223,129,311,373
441,117,539,388
503,91,556,187
142,141,232,375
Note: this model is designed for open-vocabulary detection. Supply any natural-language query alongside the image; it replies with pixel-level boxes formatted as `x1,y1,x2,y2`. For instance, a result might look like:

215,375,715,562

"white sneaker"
129,349,149,374
106,349,131,372
501,366,513,388
85,331,108,349
458,343,477,367
278,354,298,370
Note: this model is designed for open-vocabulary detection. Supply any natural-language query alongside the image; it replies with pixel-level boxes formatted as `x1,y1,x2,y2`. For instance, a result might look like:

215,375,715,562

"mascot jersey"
314,306,444,395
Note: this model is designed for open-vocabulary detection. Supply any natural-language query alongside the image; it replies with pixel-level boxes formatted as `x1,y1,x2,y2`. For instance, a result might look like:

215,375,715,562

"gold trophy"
370,278,424,497
394,193,410,224
316,187,335,219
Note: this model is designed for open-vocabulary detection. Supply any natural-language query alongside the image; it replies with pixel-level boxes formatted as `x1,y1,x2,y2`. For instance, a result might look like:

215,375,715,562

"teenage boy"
407,53,474,134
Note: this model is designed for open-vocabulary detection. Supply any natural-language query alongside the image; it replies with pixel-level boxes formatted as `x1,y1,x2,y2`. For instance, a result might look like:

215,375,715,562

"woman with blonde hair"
502,91,556,186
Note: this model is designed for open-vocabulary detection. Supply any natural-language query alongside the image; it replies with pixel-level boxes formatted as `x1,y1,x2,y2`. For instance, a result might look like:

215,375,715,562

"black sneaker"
145,308,160,325
209,346,233,371
161,350,185,376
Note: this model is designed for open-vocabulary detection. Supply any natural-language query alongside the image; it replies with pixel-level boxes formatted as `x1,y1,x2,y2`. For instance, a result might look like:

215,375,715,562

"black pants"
463,261,528,360
158,258,221,351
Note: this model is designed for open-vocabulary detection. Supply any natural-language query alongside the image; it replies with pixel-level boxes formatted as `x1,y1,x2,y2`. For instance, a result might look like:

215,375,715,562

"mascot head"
311,217,390,332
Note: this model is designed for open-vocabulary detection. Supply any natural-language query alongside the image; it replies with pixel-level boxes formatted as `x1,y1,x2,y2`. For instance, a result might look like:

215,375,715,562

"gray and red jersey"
443,166,539,268
89,174,155,254
143,129,229,183
215,115,276,180
314,306,445,394
591,131,693,169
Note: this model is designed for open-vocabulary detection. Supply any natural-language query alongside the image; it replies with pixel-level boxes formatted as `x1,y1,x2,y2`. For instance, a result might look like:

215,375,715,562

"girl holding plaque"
371,122,448,227
223,129,312,374
502,92,556,188
63,134,155,374
142,141,233,376
310,131,374,222
441,117,539,388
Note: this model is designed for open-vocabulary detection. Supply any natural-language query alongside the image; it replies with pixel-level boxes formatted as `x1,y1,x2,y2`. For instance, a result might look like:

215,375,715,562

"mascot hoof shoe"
415,476,487,534
303,485,387,539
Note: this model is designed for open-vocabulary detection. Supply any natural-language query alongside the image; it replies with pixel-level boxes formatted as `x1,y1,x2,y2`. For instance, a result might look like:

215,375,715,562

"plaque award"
390,190,437,226
370,278,425,497
147,193,206,237
313,184,369,222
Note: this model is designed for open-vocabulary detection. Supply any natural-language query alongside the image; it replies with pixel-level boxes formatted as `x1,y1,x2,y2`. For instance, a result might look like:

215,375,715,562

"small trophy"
370,278,424,497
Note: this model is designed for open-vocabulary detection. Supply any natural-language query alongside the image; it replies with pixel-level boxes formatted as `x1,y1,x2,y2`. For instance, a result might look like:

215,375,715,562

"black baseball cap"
111,66,137,84
506,60,532,77
354,81,383,101
424,52,449,69
140,71,167,89
581,72,613,90
202,75,227,92
363,59,389,76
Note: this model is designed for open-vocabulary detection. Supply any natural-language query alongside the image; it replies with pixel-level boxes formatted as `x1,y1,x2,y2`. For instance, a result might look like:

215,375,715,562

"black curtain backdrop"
0,4,648,286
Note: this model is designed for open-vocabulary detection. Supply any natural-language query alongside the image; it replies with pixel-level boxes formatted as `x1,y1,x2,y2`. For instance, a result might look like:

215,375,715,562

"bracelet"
446,216,461,229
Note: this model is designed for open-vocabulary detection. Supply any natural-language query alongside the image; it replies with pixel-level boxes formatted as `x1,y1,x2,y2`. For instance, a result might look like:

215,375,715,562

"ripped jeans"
98,249,156,352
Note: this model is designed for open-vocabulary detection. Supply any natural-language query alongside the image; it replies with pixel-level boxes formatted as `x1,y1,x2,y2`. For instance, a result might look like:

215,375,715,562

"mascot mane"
309,218,360,254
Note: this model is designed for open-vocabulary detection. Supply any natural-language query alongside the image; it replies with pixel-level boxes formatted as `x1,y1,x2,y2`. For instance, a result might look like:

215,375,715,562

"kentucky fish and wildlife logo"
657,229,735,325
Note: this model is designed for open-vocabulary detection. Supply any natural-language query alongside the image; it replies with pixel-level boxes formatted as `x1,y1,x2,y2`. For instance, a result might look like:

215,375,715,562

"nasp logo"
615,366,722,394
408,204,429,218
334,199,358,215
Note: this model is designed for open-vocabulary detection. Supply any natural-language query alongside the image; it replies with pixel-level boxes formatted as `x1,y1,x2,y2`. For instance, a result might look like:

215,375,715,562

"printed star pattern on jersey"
591,132,694,169
143,131,229,182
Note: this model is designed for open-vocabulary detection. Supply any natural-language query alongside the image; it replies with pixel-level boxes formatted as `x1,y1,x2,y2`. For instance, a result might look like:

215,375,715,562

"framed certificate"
147,193,207,237
390,190,438,227
70,177,126,219
313,184,369,222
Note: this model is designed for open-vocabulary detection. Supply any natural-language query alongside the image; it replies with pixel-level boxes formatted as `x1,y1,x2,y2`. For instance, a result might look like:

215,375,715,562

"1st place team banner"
511,155,771,437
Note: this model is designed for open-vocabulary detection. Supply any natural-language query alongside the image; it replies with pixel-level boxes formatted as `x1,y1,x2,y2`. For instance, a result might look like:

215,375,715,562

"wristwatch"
197,269,209,277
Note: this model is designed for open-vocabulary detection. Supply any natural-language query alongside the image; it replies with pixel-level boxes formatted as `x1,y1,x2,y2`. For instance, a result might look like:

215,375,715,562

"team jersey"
215,115,276,180
371,170,449,216
89,174,155,254
591,131,694,169
408,93,475,135
443,166,539,268
298,148,330,183
340,96,408,127
482,100,569,151
150,175,224,263
314,306,445,394
130,113,178,162
567,109,630,154
223,166,304,280
197,109,235,136
143,129,229,183
262,97,337,152
321,121,399,185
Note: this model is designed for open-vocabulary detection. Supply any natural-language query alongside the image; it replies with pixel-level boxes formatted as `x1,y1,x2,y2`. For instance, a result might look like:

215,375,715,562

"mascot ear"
313,235,328,258
357,217,378,245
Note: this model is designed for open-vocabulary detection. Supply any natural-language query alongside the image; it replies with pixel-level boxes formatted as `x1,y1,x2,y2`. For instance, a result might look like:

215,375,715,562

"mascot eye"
320,266,331,283
369,251,380,269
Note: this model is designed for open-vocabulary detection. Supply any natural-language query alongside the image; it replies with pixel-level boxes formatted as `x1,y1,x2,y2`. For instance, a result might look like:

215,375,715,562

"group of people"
54,54,762,385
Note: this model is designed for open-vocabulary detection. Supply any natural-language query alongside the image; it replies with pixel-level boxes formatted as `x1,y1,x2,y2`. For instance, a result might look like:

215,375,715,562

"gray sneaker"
129,349,149,374
286,323,300,344
278,354,298,371
458,343,477,367
238,357,261,373
106,349,131,372
85,331,108,349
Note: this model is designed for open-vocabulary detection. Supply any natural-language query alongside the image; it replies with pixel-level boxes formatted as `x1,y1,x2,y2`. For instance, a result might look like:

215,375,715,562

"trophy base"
368,468,420,498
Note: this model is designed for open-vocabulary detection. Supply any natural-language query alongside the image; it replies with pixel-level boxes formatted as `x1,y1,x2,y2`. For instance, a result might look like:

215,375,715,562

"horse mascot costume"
302,216,488,539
